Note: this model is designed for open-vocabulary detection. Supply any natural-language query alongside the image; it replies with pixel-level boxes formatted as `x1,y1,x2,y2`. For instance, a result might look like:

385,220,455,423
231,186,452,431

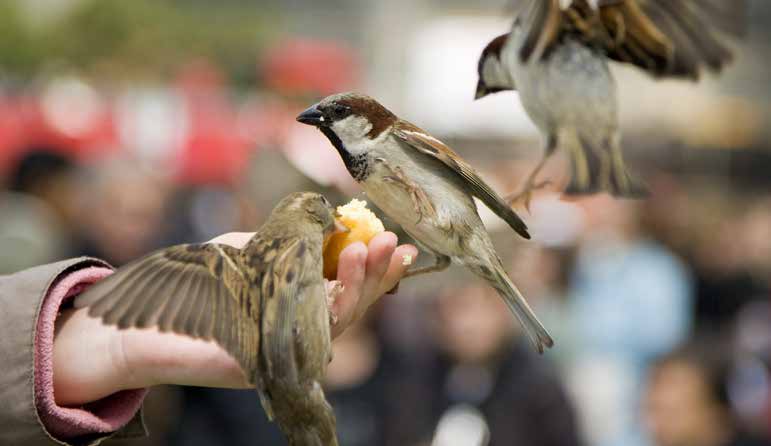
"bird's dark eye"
330,103,351,120
321,196,331,208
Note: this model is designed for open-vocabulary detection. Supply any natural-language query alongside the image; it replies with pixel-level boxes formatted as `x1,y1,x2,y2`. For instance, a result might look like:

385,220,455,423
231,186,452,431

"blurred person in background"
505,242,575,368
687,196,770,335
322,303,436,446
732,300,771,442
0,148,79,273
73,157,171,266
644,341,771,446
640,175,770,336
426,282,583,446
564,195,693,446
8,148,81,230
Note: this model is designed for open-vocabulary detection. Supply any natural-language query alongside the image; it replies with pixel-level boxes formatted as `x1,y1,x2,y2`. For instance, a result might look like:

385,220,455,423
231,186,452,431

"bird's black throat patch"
319,127,370,182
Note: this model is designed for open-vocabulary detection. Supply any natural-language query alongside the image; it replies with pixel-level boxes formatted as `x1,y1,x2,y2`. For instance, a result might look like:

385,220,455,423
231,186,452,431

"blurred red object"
0,91,117,176
173,60,252,185
0,96,31,174
262,39,359,95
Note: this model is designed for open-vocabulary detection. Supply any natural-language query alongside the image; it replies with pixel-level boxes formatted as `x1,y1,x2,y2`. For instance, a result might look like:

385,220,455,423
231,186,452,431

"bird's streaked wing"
513,0,744,78
74,243,260,378
392,121,531,240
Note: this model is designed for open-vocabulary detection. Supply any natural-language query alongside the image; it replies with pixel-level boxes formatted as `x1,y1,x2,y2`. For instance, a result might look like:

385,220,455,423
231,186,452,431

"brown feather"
515,0,742,78
134,263,189,328
75,242,260,378
116,263,173,328
520,0,563,61
392,120,531,240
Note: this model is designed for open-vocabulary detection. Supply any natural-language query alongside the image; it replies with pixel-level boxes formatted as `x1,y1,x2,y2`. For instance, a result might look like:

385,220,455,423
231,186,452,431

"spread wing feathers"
627,0,744,78
392,122,530,240
257,238,308,385
518,0,564,62
74,243,260,377
513,0,743,78
255,238,318,418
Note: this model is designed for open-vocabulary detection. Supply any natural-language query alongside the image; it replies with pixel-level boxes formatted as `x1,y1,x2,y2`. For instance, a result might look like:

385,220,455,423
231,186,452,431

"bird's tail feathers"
563,131,649,198
485,263,554,354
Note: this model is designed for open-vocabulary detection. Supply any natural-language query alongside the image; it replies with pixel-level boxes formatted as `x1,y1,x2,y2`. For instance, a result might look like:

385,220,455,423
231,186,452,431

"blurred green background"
1,1,769,446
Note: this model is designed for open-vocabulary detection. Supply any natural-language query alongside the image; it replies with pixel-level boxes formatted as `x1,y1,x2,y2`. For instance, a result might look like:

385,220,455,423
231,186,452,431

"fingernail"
379,231,397,246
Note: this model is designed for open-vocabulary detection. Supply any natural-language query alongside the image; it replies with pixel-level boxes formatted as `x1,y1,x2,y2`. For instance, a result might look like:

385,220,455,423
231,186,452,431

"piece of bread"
323,199,385,279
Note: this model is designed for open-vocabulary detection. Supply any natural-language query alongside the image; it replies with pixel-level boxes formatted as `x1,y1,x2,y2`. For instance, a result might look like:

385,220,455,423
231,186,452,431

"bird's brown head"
476,33,514,100
297,93,399,180
296,92,398,142
271,192,345,238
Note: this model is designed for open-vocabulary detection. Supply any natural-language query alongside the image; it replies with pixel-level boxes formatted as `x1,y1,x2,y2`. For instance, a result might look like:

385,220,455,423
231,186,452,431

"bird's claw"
507,190,535,213
325,280,343,325
506,179,552,212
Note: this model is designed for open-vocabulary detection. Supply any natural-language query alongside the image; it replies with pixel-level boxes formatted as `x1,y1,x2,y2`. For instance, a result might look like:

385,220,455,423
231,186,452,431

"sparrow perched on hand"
476,0,744,207
297,93,554,353
76,192,347,446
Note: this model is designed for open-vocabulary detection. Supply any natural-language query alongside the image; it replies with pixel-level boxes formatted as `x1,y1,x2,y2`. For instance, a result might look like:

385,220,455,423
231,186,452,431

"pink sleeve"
34,266,149,440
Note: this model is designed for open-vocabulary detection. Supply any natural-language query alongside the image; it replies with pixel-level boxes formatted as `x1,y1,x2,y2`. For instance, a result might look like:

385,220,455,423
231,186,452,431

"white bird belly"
503,37,617,134
361,158,475,259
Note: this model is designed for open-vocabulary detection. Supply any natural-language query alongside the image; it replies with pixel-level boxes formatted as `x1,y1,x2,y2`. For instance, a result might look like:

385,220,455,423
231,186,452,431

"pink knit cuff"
34,266,148,440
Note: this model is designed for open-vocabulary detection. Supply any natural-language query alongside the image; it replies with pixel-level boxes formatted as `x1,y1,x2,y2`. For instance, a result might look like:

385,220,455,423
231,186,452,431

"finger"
359,232,397,312
332,242,367,336
376,244,418,297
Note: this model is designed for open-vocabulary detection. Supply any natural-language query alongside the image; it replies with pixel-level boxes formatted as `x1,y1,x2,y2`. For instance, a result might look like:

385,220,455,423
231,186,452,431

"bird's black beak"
296,104,327,127
474,80,487,100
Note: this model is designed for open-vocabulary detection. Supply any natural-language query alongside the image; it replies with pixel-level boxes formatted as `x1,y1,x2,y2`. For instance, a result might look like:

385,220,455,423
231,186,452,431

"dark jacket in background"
425,340,584,446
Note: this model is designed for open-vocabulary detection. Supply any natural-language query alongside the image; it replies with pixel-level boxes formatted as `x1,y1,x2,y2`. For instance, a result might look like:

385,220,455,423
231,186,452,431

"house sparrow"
476,0,744,207
76,191,347,446
296,93,554,353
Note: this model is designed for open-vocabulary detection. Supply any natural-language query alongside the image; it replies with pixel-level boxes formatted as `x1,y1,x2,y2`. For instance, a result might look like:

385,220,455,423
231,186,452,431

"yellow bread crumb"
323,199,385,279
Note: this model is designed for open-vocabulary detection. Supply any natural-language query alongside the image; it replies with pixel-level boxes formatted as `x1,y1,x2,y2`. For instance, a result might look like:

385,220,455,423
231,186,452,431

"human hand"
53,232,416,405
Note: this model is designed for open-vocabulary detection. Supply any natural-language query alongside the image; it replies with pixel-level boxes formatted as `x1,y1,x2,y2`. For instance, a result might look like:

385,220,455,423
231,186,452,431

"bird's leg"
378,159,436,224
324,280,344,326
586,137,612,192
609,138,631,192
404,254,450,278
569,141,591,191
506,136,557,211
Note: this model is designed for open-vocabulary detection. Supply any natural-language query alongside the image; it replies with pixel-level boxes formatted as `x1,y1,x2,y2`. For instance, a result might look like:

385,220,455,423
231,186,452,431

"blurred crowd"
1,1,770,445
1,134,769,446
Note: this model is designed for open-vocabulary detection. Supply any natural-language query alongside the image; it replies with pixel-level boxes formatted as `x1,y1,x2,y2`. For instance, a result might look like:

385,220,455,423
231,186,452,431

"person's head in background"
433,282,517,365
76,156,170,265
644,341,761,446
8,147,80,227
576,193,642,243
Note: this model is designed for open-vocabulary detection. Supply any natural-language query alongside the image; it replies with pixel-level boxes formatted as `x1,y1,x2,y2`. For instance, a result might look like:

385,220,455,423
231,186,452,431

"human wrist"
40,264,147,441
118,324,251,390
52,307,132,405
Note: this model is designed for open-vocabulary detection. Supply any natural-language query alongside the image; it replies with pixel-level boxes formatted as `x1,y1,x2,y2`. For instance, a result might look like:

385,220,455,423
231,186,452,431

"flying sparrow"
476,0,744,208
297,93,554,353
76,191,348,446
